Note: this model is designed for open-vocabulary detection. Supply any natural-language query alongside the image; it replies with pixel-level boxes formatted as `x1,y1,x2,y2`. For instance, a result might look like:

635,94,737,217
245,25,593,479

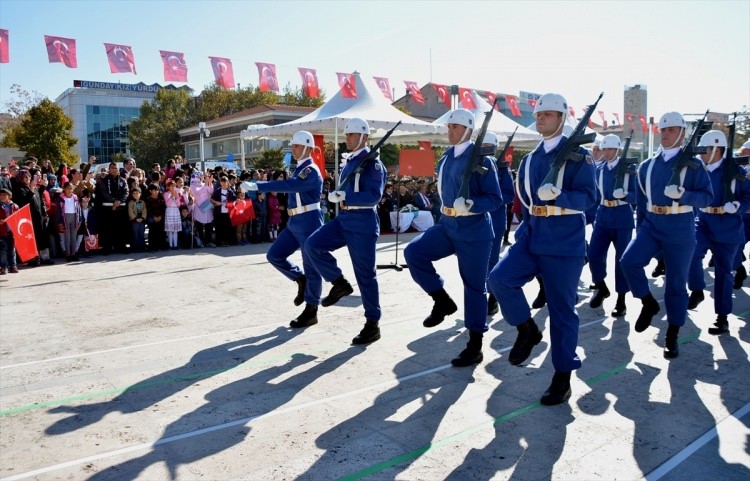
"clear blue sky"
1,0,748,120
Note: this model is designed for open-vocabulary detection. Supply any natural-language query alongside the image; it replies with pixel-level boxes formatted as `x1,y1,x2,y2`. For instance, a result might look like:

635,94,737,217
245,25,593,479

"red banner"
569,106,576,118
598,110,607,128
5,204,38,262
255,62,279,92
45,35,77,68
404,81,424,103
459,88,476,110
209,57,235,89
399,149,434,177
105,43,136,74
373,76,392,101
505,95,521,117
228,199,256,226
637,115,649,133
652,124,660,135
418,141,432,151
626,114,635,130
484,92,500,111
0,29,9,63
612,113,621,127
337,73,357,99
312,134,327,179
503,145,514,164
160,50,187,82
527,98,537,110
298,67,319,98
433,84,451,108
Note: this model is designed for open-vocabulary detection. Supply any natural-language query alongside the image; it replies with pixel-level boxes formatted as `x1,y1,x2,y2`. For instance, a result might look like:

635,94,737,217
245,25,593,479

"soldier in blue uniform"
620,111,713,358
305,118,386,345
686,130,750,334
404,108,503,366
243,131,323,328
483,131,515,316
588,134,637,317
487,93,597,405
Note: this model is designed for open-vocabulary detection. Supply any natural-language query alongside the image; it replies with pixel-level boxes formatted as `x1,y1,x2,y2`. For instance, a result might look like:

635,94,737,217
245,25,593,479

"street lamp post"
199,121,210,169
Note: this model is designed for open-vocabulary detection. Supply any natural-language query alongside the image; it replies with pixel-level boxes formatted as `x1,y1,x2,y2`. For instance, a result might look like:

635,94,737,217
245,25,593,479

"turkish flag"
399,149,434,177
228,199,256,226
583,107,595,128
459,88,476,110
484,92,500,111
505,95,521,117
612,113,621,127
569,106,576,118
256,62,279,92
637,115,649,133
527,98,537,110
0,29,9,63
652,124,660,135
104,43,136,74
598,111,607,129
45,35,77,68
160,50,187,82
418,141,432,151
433,84,451,108
5,204,38,262
298,67,319,98
626,114,635,130
373,76,392,101
337,73,357,99
312,134,327,179
405,81,425,104
503,146,514,165
210,57,235,89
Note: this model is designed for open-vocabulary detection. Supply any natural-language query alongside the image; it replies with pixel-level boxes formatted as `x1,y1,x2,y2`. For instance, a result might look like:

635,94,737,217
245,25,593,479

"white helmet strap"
666,127,684,150
544,112,567,140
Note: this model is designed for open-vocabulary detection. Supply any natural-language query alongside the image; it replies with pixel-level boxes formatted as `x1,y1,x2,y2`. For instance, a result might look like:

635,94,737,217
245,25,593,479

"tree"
1,99,77,167
128,88,194,165
253,148,285,170
1,84,46,132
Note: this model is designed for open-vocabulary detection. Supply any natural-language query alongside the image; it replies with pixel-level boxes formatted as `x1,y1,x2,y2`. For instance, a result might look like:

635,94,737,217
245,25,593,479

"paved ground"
0,231,749,481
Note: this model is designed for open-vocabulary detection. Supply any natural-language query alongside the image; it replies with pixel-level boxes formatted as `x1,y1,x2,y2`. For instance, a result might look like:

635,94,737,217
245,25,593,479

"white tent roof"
241,73,440,141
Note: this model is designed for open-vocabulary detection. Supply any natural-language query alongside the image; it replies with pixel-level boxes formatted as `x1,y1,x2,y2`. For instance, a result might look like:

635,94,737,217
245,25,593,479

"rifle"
338,120,401,190
666,110,709,187
494,126,518,167
539,92,603,188
722,113,750,203
457,96,499,199
613,129,639,192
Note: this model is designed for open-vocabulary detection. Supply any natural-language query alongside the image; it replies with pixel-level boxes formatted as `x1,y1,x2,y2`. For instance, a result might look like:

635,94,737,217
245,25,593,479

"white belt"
342,205,376,211
601,199,628,207
530,205,582,217
288,203,320,216
648,205,693,215
101,202,114,207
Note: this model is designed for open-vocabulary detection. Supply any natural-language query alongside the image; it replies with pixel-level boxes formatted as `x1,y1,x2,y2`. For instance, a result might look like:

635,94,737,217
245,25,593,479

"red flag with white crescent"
160,50,187,82
637,115,649,133
5,204,38,262
404,81,425,104
256,62,279,92
433,84,451,108
652,124,660,135
337,73,357,99
0,29,10,63
569,106,576,118
45,35,77,68
298,67,319,98
373,76,392,101
209,57,235,89
312,134,327,179
612,113,621,127
626,114,635,130
527,98,537,110
484,92,500,111
598,111,607,128
228,199,256,226
105,43,136,74
418,141,432,151
458,88,476,110
505,95,522,117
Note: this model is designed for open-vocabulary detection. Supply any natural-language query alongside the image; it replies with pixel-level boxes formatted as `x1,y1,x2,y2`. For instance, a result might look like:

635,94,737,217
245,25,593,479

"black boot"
687,290,704,310
634,294,660,333
708,314,729,335
290,304,318,328
487,293,499,316
540,371,572,406
508,318,543,365
293,275,306,306
611,293,627,317
651,260,665,278
451,331,483,367
664,324,680,359
423,288,458,328
531,276,547,309
589,281,610,309
734,265,747,290
321,276,354,307
352,320,380,345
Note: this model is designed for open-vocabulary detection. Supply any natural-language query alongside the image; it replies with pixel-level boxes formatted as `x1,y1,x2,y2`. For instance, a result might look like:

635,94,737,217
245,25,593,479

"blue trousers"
488,235,584,372
305,220,381,322
688,230,739,316
267,222,322,305
0,235,16,268
404,224,490,334
621,229,695,326
487,207,507,276
588,226,632,293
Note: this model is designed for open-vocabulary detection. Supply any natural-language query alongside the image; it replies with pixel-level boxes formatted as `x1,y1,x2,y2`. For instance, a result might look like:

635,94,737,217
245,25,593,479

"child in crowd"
252,191,267,243
211,175,236,247
145,183,166,251
75,192,97,257
56,182,80,261
0,188,19,274
190,170,215,247
231,189,253,245
128,187,148,252
179,205,202,249
163,179,182,249
267,191,282,241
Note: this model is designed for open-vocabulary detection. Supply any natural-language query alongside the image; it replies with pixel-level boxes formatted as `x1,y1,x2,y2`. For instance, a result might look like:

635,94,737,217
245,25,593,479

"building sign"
73,80,188,93
519,90,541,101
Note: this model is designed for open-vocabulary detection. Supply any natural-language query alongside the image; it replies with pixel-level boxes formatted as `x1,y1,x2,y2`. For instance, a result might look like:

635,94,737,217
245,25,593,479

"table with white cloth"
390,210,435,233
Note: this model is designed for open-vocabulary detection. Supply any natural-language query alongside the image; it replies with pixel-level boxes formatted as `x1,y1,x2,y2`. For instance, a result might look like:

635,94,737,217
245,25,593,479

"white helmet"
291,130,314,147
534,93,568,114
601,134,621,150
447,109,474,129
698,130,727,148
659,112,686,129
482,131,499,147
344,118,369,135
593,134,605,149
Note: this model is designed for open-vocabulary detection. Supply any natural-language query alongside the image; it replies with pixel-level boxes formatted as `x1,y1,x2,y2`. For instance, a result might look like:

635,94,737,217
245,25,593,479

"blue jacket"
496,161,515,206
695,160,750,243
255,158,323,228
593,159,637,230
337,149,386,234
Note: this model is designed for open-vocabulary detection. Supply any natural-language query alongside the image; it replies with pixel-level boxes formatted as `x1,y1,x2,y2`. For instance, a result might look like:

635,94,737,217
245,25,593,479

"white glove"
723,201,740,214
240,181,258,192
328,190,346,203
664,185,685,200
612,188,627,199
453,196,474,215
537,183,561,201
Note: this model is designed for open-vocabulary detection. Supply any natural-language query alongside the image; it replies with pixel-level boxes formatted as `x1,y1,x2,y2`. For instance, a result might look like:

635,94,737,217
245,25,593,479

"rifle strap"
598,161,631,201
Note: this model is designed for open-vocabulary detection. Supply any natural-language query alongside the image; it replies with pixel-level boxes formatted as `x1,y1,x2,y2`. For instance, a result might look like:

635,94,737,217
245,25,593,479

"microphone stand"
377,177,408,271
